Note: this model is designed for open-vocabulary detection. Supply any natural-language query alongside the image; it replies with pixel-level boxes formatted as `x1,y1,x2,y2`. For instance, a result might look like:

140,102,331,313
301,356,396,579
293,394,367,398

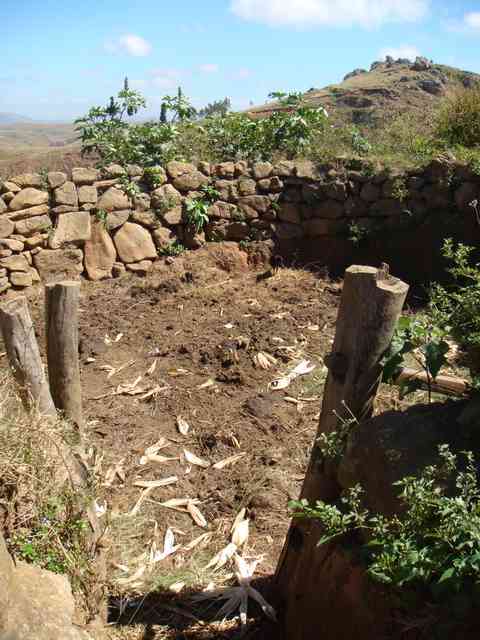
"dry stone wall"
0,158,479,293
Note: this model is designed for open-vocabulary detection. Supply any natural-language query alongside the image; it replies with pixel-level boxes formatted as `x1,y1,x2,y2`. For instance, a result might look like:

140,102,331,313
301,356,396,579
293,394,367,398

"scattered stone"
47,172,67,189
49,211,91,249
0,254,29,272
78,185,98,205
96,186,130,211
15,215,52,236
126,259,153,275
113,222,157,263
33,248,83,282
54,181,78,207
9,188,49,211
84,220,117,280
10,271,33,287
0,217,14,238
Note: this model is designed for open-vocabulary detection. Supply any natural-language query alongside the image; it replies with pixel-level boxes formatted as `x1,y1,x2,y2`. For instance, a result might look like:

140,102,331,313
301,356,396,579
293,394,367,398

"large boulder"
0,217,14,238
96,186,130,211
151,183,182,210
113,222,157,263
9,173,43,188
9,188,48,211
0,254,30,272
84,220,117,280
15,215,52,237
49,211,91,249
71,167,99,184
54,181,78,207
33,248,83,282
338,400,474,518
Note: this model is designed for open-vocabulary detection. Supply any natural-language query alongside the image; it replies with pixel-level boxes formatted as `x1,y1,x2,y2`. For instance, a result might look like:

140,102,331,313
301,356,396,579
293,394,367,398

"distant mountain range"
0,112,36,125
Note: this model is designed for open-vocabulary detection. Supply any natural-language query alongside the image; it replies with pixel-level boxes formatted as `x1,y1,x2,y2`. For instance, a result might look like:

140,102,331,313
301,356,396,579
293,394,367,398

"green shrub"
291,444,480,599
436,88,480,147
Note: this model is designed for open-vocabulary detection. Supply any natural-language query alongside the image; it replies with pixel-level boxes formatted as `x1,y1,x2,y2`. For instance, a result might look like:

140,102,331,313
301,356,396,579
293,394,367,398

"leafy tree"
198,97,231,119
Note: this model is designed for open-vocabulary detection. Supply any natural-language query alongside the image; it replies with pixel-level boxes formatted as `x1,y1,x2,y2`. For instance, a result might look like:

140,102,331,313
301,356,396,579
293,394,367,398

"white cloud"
105,34,152,57
199,64,219,73
230,0,429,28
464,12,480,30
379,45,421,61
150,68,184,90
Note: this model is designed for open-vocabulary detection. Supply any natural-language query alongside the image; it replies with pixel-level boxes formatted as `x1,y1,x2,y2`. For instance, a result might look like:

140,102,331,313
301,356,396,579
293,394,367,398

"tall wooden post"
0,297,56,416
45,281,83,430
275,265,409,640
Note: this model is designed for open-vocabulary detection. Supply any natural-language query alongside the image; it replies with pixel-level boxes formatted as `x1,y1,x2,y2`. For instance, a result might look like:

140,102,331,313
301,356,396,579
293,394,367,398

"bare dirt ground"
1,243,340,638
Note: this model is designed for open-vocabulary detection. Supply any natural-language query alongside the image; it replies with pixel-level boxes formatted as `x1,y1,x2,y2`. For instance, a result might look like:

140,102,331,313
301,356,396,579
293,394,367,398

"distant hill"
0,112,36,125
248,58,480,128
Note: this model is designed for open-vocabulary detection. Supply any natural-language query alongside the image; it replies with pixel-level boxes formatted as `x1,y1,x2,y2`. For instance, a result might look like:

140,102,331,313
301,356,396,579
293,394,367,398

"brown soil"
2,243,342,638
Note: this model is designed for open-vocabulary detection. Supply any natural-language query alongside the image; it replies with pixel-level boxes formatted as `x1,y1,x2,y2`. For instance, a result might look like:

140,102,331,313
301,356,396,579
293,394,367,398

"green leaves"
294,445,480,605
184,198,210,233
382,315,449,399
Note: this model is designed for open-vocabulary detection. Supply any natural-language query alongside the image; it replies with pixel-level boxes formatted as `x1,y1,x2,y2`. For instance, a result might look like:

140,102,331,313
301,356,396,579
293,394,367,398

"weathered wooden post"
275,265,409,640
0,297,56,416
45,281,83,430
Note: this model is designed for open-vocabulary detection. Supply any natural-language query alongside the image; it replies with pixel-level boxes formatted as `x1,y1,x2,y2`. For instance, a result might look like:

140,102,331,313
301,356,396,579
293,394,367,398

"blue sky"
1,0,480,122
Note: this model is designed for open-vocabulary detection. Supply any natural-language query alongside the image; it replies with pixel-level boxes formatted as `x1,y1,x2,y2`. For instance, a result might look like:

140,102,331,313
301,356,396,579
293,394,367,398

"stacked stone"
0,157,479,293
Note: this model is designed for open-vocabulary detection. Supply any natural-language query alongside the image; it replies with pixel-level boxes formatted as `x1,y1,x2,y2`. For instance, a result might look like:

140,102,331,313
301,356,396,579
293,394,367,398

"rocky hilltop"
249,57,480,127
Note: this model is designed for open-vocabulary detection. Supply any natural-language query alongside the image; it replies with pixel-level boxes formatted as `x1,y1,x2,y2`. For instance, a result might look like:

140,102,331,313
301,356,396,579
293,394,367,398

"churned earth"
3,242,344,638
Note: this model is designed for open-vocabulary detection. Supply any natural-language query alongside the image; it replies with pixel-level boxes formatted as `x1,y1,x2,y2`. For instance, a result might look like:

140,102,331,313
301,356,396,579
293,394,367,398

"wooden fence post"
45,281,83,430
0,297,56,416
275,265,409,640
